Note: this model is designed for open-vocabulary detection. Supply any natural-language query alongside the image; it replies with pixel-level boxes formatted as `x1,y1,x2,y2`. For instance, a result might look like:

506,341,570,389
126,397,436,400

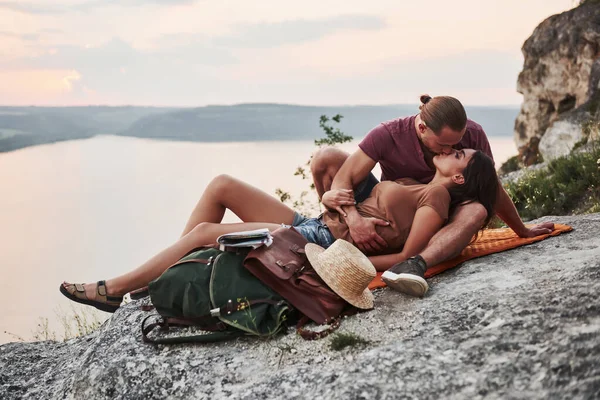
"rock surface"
2,214,600,399
514,2,600,162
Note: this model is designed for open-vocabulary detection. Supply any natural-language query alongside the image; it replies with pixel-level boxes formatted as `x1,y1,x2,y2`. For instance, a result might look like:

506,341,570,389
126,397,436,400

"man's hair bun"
418,95,467,133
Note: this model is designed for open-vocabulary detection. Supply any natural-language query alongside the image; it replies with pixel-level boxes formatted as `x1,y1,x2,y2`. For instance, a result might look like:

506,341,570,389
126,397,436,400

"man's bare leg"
420,202,487,266
310,147,349,199
383,202,487,297
181,174,297,237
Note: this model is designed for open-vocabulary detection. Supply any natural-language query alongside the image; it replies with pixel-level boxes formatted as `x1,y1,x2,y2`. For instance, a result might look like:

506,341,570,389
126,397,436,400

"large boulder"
1,214,599,399
514,2,600,163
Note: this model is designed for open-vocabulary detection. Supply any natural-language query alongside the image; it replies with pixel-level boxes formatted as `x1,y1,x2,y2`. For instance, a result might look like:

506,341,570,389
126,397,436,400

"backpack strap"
141,298,283,344
142,315,244,344
161,316,227,331
295,307,360,340
296,315,341,340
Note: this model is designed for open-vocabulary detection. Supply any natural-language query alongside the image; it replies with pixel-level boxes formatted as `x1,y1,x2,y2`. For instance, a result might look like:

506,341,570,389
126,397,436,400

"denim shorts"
290,212,336,249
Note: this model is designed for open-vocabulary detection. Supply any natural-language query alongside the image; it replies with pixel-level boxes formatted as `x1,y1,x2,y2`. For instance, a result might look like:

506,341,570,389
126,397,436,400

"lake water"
0,135,517,344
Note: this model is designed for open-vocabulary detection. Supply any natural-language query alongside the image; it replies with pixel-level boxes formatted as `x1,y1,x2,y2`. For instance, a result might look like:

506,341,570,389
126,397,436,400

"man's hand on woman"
321,189,355,216
321,188,389,252
346,215,389,253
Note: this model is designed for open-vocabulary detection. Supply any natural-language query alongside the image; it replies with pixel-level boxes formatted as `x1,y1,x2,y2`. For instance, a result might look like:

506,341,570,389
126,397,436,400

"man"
310,95,554,297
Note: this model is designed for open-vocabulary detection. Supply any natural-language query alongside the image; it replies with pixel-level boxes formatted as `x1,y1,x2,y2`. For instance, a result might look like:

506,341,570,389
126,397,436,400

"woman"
60,148,497,313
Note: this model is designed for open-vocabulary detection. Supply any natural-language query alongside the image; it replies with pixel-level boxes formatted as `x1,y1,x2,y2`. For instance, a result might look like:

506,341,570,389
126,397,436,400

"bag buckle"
276,260,289,271
290,244,305,255
214,299,239,317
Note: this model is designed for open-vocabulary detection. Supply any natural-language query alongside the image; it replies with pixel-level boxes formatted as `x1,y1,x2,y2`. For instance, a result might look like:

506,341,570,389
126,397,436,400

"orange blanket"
368,223,573,290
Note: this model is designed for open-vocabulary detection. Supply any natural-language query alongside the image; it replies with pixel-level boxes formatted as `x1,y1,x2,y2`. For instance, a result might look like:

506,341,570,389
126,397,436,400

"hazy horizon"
0,103,520,153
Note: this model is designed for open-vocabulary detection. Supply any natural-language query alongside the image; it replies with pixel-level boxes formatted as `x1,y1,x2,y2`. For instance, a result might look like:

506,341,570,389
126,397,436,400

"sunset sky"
0,0,576,106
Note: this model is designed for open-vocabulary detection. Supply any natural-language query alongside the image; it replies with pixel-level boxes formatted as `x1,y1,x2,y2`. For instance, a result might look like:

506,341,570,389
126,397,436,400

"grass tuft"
54,305,105,340
330,332,370,351
5,305,107,343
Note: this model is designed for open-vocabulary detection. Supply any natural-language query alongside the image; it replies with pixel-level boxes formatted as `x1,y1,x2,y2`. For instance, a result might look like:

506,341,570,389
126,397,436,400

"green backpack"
141,247,293,344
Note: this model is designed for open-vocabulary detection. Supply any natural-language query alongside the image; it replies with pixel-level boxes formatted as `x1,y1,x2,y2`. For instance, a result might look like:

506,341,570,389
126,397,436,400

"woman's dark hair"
419,94,467,134
447,150,498,231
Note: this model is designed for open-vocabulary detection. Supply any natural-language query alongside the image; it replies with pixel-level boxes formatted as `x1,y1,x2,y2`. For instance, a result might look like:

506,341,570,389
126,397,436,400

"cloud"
0,69,84,104
0,31,40,41
213,15,386,48
0,0,197,15
38,28,64,34
0,1,62,14
0,28,63,46
0,37,238,103
271,49,524,105
81,0,198,9
61,70,81,91
3,37,237,70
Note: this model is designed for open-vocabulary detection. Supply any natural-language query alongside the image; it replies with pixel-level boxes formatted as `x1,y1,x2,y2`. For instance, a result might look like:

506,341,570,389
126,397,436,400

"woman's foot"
59,280,124,313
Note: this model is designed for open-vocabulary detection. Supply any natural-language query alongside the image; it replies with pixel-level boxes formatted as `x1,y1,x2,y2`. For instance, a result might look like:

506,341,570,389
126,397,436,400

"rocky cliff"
514,2,600,164
1,214,599,399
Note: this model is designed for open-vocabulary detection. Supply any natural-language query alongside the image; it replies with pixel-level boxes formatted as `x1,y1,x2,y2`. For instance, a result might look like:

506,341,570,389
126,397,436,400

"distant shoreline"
0,103,519,154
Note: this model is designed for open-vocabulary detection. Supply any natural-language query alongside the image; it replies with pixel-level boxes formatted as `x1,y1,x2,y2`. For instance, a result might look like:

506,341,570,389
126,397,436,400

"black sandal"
59,280,123,313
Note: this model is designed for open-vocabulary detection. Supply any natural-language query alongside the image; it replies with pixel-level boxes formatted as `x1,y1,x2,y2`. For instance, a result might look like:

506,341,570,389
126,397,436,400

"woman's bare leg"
62,221,282,301
181,174,296,237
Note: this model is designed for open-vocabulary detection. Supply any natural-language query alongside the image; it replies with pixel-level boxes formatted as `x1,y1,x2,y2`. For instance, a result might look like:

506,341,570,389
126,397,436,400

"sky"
0,0,577,106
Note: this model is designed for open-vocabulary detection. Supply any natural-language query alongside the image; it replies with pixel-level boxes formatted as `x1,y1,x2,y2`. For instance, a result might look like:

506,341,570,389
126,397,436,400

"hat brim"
305,243,374,310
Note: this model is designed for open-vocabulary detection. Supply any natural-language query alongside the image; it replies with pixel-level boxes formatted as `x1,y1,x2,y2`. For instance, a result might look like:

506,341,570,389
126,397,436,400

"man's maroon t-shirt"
358,115,493,184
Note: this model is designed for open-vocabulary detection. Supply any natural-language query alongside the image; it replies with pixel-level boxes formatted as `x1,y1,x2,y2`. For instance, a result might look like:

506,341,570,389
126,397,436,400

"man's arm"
495,182,554,237
321,149,375,215
321,149,389,252
331,148,376,190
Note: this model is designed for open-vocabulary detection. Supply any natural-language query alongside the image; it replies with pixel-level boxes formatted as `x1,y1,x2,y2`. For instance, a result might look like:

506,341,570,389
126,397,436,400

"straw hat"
305,239,376,309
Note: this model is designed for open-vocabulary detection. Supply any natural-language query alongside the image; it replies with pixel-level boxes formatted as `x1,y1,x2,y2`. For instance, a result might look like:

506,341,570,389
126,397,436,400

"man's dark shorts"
353,172,379,203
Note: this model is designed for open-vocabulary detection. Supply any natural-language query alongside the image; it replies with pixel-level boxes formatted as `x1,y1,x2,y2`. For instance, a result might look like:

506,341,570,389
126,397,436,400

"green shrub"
487,216,507,229
504,146,600,220
276,114,352,214
498,155,521,175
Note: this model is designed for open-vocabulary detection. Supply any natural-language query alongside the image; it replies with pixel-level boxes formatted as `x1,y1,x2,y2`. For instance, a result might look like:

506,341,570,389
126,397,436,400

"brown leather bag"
244,226,349,325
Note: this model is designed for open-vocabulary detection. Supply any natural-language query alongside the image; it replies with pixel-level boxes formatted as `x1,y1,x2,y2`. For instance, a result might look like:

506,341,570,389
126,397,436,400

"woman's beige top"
322,178,450,254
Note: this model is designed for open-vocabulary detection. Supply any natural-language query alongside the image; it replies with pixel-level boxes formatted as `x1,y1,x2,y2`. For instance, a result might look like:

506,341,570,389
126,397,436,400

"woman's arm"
495,184,554,237
368,206,444,271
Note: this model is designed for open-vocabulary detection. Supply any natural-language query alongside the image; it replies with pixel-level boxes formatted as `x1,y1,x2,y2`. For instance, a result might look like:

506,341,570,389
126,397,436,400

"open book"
216,228,273,250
